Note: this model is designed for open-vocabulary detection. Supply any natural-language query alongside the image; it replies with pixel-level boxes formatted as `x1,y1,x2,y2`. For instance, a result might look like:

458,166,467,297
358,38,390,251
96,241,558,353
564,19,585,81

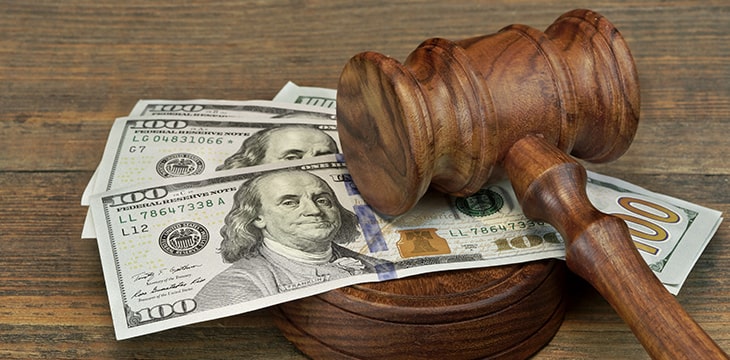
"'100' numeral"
129,299,196,326
492,197,681,256
611,197,681,255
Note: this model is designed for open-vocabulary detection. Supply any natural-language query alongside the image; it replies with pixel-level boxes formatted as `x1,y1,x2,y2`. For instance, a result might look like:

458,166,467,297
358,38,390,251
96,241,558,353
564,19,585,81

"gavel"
331,8,726,360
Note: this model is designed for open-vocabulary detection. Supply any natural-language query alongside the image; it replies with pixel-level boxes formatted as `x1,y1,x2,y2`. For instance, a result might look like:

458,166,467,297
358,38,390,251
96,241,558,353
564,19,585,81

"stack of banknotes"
82,82,723,340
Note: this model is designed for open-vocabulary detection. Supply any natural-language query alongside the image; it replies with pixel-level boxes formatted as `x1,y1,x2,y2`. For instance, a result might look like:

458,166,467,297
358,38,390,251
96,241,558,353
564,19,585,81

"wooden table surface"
1,1,728,359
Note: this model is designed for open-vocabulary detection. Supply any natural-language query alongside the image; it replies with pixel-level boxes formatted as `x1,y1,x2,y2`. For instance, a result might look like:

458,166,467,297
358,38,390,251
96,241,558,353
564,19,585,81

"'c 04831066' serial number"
132,135,224,144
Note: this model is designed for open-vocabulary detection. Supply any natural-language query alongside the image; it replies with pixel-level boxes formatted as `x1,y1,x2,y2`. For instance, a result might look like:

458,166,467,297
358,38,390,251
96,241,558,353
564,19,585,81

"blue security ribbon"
354,205,388,253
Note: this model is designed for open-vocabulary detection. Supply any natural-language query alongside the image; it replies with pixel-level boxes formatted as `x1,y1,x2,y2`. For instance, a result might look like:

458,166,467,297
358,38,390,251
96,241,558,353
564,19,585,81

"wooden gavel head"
337,8,640,216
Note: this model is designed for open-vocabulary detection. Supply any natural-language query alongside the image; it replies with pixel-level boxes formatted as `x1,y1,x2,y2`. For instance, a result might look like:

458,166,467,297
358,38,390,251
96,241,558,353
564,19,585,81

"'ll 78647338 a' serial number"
137,198,225,220
448,220,546,237
447,220,561,252
116,198,225,237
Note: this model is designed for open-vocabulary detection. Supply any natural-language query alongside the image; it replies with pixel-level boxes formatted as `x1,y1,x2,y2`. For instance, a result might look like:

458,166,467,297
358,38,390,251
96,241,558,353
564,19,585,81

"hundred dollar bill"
89,155,563,339
90,155,721,339
82,101,337,207
81,99,337,203
81,99,324,205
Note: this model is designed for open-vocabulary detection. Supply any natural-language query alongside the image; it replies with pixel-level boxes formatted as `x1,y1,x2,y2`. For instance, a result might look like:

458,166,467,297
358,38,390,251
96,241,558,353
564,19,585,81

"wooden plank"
0,1,728,358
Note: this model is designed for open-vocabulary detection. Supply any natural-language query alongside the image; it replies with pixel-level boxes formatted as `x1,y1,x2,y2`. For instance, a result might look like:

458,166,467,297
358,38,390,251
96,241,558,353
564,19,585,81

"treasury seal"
156,153,205,178
159,221,210,256
455,188,504,217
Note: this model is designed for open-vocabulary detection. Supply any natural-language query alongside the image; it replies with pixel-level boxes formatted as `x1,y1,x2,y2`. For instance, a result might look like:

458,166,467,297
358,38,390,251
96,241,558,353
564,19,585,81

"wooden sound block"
273,259,566,360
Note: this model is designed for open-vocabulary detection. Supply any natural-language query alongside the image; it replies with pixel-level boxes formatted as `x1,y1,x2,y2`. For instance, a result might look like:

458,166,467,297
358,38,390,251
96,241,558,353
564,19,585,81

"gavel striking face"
336,9,727,359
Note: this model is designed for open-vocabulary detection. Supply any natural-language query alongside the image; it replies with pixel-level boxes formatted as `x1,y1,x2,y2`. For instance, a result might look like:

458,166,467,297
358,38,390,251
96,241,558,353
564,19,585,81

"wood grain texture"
0,1,728,359
275,261,567,359
504,135,726,358
333,9,727,356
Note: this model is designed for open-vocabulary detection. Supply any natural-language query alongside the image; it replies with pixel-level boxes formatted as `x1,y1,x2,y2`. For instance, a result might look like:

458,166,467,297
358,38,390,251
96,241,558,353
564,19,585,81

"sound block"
273,259,566,359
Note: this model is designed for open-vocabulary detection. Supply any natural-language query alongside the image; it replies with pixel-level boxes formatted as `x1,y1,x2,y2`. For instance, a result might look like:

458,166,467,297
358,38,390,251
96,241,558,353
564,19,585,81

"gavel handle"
503,135,727,359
